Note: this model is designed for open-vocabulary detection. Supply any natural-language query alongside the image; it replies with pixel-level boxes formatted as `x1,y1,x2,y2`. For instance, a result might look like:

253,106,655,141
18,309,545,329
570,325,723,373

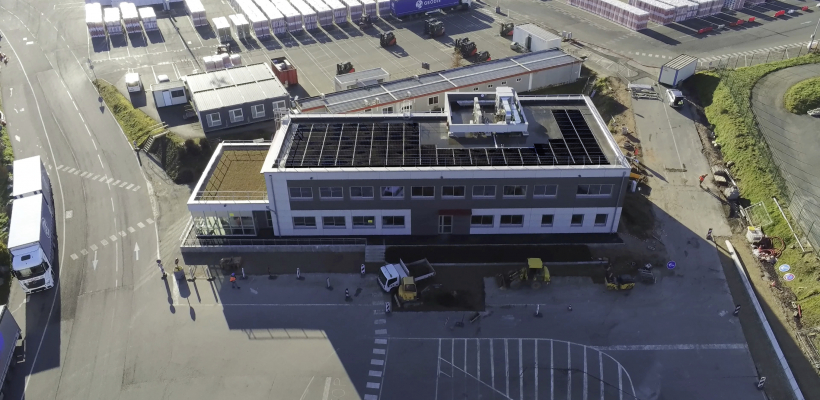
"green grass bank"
784,76,820,114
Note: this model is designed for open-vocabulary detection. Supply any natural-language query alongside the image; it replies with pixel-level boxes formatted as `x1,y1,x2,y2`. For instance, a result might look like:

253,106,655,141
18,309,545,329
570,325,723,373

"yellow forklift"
519,258,551,289
605,272,635,291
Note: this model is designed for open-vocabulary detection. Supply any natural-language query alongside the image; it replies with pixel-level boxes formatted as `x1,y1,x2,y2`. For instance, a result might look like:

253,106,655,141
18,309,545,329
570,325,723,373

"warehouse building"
187,63,291,133
185,87,630,242
295,49,583,114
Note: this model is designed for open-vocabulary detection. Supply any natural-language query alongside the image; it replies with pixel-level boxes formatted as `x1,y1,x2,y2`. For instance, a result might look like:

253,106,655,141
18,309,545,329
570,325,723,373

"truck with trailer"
389,0,470,19
0,305,22,397
8,193,57,294
378,258,435,292
11,156,53,209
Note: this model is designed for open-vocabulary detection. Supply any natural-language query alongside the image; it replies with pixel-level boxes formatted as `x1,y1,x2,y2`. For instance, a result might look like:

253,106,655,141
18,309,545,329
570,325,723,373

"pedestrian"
698,174,707,187
707,228,713,241
345,288,350,301
157,260,167,279
230,273,239,289
175,257,179,267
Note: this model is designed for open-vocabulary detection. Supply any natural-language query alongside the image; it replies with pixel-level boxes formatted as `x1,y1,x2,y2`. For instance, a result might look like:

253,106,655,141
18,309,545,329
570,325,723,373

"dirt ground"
592,77,641,162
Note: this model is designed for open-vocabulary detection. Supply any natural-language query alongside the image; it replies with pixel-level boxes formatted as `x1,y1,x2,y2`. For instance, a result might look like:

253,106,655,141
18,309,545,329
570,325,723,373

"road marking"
436,339,441,400
107,178,114,184
138,222,145,228
101,239,108,246
583,346,588,400
369,370,382,377
112,180,121,185
126,183,134,190
366,382,380,389
534,340,538,400
119,182,128,188
132,185,141,191
80,249,88,256
375,329,387,335
90,244,98,251
568,343,572,400
147,218,154,224
70,253,78,260
373,348,385,355
374,319,386,325
111,198,115,212
370,359,384,366
550,341,554,400
619,365,623,400
504,339,509,396
80,172,88,177
66,210,72,218
519,339,523,400
67,168,76,173
375,338,387,345
119,231,127,237
91,174,99,180
56,164,63,169
98,154,104,169
73,170,79,175
298,376,315,400
477,339,480,383
363,395,378,400
490,339,494,390
592,343,748,351
128,227,136,233
322,377,331,400
599,351,604,400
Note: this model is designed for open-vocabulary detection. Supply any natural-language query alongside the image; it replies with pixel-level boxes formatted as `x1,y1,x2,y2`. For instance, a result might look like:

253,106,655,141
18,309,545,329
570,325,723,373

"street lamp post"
810,17,820,50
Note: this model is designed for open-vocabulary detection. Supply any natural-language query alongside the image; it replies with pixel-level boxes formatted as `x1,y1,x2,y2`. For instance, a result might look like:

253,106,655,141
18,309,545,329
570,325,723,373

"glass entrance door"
438,215,452,234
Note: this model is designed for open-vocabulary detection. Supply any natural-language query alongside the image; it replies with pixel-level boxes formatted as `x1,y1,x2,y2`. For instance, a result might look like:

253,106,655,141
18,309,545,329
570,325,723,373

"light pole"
810,17,820,50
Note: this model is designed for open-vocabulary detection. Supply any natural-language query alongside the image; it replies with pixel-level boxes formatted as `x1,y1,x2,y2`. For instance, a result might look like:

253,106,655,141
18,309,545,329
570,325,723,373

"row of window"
289,184,613,200
361,78,526,113
471,213,608,228
293,215,406,229
205,101,287,127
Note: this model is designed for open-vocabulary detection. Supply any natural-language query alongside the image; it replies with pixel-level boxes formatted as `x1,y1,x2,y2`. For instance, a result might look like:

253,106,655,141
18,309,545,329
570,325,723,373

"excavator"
496,258,550,289
379,31,397,47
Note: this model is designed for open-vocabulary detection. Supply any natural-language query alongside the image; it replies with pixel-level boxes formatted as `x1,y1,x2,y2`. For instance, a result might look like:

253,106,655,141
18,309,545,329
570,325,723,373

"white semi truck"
11,156,53,208
8,193,57,294
0,305,21,396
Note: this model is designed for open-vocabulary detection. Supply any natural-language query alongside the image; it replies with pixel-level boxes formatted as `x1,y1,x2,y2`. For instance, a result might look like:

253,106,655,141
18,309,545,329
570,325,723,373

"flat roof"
515,24,562,41
296,49,581,114
8,194,43,249
664,54,698,70
151,80,185,91
193,145,270,201
12,156,43,198
336,68,389,85
186,63,288,112
275,94,623,170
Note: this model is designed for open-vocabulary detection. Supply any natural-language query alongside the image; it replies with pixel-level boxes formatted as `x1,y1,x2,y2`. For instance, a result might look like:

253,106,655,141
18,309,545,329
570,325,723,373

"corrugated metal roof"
664,54,698,70
187,63,288,111
296,49,579,113
186,63,280,93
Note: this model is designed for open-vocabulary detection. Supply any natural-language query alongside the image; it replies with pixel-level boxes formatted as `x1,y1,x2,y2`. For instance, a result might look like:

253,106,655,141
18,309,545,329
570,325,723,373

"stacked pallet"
628,0,676,25
213,16,232,42
569,0,649,30
254,0,288,34
340,0,363,22
104,7,124,35
86,3,105,38
655,0,697,21
376,0,390,16
305,0,334,27
289,0,319,30
722,0,745,10
139,7,158,31
684,0,721,16
185,0,208,27
360,0,376,17
229,14,252,38
120,3,142,34
323,0,349,24
234,0,271,37
271,0,303,33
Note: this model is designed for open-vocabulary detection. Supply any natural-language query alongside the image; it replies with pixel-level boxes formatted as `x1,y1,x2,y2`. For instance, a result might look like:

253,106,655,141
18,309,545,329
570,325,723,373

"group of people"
0,53,8,65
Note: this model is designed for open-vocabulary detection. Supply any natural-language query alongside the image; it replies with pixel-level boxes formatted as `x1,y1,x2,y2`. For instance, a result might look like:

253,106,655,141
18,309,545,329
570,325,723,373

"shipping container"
139,6,158,30
254,0,288,34
120,2,142,34
272,56,299,86
569,0,648,30
229,13,252,38
341,0,362,21
376,0,390,16
214,16,232,42
628,0,675,24
512,24,562,52
186,0,209,27
290,0,319,30
85,3,106,38
104,7,124,35
389,0,467,18
323,0,348,23
272,0,304,32
658,54,697,87
360,0,376,17
306,0,334,27
12,156,53,211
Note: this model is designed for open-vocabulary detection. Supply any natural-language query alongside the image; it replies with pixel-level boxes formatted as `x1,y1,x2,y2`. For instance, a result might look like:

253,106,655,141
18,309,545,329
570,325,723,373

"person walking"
698,174,707,187
707,228,713,241
230,273,239,289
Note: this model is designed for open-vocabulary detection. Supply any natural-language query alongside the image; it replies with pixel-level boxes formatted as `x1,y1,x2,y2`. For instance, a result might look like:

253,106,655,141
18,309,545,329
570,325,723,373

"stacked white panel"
120,3,142,34
340,0,362,22
214,16,232,42
628,0,675,24
569,0,649,30
186,0,208,26
722,0,744,10
104,7,124,35
229,14,252,38
230,54,242,66
138,7,158,30
709,0,723,13
86,3,106,38
272,0,303,33
254,0,288,34
237,0,271,37
306,0,334,27
685,0,714,16
745,0,762,6
656,0,697,20
360,0,376,17
324,0,348,23
290,0,319,30
376,0,390,16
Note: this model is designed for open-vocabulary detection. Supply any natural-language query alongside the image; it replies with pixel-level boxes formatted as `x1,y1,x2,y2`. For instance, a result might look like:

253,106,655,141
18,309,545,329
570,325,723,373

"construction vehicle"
474,51,491,63
454,37,477,57
500,22,514,36
358,14,373,29
336,62,355,75
424,18,445,38
605,273,635,291
378,258,435,292
380,31,397,47
510,41,526,53
495,258,550,289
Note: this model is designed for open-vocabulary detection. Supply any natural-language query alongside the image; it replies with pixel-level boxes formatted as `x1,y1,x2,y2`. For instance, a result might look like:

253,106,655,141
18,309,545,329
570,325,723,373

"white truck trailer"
11,156,53,209
378,259,435,292
120,2,142,34
0,305,21,396
8,193,57,294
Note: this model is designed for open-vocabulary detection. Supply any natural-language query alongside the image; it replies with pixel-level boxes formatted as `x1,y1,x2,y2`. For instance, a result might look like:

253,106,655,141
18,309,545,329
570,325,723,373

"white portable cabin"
658,54,697,87
185,0,209,27
120,2,142,34
307,0,334,27
151,80,188,108
213,16,232,43
290,0,318,30
229,14,252,38
512,24,561,52
323,0,348,24
360,0,376,17
85,3,106,38
254,0,288,34
376,0,390,16
138,7,158,30
272,0,303,33
340,0,362,22
104,7,123,35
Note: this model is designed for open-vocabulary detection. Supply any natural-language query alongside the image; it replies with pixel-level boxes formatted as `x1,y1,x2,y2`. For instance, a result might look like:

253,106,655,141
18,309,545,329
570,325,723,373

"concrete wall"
198,95,290,133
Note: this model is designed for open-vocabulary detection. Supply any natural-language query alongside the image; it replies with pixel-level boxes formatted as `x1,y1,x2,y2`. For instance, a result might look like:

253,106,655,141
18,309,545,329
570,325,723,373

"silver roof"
187,64,289,112
151,80,185,91
297,49,580,113
514,24,562,42
663,54,698,70
335,68,390,85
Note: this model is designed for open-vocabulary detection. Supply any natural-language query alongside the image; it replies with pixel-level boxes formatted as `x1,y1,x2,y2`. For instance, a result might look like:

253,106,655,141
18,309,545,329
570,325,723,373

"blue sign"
667,261,676,270
779,264,791,272
784,273,795,281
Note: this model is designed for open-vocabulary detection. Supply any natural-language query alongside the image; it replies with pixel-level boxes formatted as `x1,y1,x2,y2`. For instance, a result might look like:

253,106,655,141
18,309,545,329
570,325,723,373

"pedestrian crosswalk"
55,164,142,192
625,51,670,59
68,217,155,264
698,42,805,63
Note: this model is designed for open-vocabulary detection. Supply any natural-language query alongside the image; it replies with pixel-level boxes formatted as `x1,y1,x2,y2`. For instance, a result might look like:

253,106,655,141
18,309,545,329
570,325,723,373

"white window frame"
292,216,316,228
288,187,313,200
411,186,435,198
502,185,527,198
470,215,494,227
322,216,346,228
541,214,554,227
352,216,376,228
501,81,507,85
533,184,558,197
499,215,524,227
206,113,221,127
441,186,465,198
594,214,608,226
229,108,244,123
428,96,439,105
576,184,614,197
382,216,405,228
516,78,522,82
382,106,394,114
487,84,494,88
252,104,265,119
400,104,413,112
472,185,496,198
381,186,405,199
350,186,374,199
319,187,343,199
571,214,584,227
272,100,286,110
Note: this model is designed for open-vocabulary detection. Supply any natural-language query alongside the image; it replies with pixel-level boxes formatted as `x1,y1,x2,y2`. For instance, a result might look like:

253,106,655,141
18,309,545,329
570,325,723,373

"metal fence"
182,237,367,247
696,45,811,71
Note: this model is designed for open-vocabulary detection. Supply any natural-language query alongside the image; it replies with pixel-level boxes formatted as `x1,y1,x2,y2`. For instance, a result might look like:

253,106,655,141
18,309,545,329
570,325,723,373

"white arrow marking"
26,41,33,45
14,135,20,142
134,242,140,260
92,251,98,270
9,88,12,97
20,108,24,112
250,288,258,295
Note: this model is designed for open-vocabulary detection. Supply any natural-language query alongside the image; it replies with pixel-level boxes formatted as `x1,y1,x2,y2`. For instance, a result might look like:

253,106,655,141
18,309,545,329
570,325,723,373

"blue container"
390,0,463,17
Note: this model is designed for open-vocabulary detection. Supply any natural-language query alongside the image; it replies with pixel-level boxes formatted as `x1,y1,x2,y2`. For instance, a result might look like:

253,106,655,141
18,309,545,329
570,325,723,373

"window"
289,187,313,199
500,215,524,226
441,186,465,198
206,113,221,127
488,84,494,88
352,216,376,228
350,186,374,199
411,186,435,198
595,214,608,226
266,211,273,227
381,186,405,199
292,216,316,228
541,215,554,227
229,109,244,123
472,185,496,198
382,106,394,114
503,185,527,197
501,81,507,85
252,104,265,118
428,96,439,105
170,89,185,98
516,78,522,82
272,100,286,110
473,87,479,91
571,214,584,226
471,215,494,227
364,108,372,113
576,184,614,197
382,216,405,227
534,184,558,197
323,216,346,228
319,187,343,199
401,104,413,112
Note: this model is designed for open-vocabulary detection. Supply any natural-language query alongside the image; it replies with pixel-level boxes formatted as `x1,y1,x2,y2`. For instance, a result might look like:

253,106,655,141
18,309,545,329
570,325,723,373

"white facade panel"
285,209,412,236
469,207,619,234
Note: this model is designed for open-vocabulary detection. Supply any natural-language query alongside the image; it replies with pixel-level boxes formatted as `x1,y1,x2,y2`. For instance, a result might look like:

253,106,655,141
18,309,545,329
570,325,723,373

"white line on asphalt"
298,375,315,400
377,339,388,400
369,370,382,377
504,339,509,397
101,239,108,246
436,339,441,400
70,253,78,260
375,329,387,335
371,359,384,366
113,180,121,185
550,341,554,400
374,319,386,325
519,339,523,400
583,346,588,400
535,340,538,400
490,339,495,390
68,168,76,173
111,198,115,212
373,349,385,355
593,343,748,351
476,339,480,384
363,395,377,400
661,96,685,169
439,359,513,400
375,338,387,345
322,377,331,400
137,222,145,228
98,154,104,169
451,338,454,379
366,382,380,389
80,172,88,178
568,343,572,400
599,351,604,400
619,365,623,400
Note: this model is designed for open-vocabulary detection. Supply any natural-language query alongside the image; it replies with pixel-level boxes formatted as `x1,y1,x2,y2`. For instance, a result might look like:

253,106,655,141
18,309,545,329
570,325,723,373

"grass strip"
784,76,820,114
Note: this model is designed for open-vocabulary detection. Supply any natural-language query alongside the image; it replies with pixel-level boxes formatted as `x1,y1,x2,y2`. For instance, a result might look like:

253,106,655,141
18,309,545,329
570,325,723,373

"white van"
125,73,142,93
667,89,684,108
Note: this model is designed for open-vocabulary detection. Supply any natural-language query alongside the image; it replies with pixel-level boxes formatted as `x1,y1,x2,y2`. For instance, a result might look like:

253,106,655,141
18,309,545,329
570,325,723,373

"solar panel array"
283,112,609,168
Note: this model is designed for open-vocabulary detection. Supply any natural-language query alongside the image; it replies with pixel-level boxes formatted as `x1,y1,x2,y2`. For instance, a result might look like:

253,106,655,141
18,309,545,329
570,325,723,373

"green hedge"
784,77,820,114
